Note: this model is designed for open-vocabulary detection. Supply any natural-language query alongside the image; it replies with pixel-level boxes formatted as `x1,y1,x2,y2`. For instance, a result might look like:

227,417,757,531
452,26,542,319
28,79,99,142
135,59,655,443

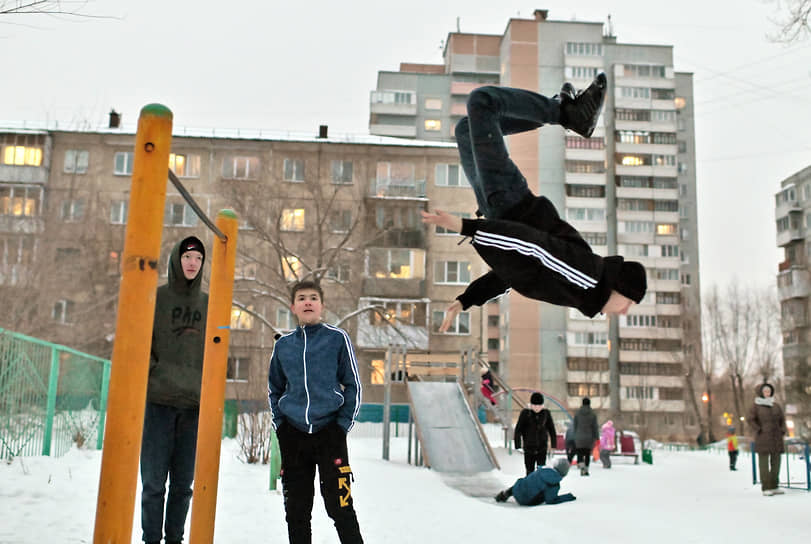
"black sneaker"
495,490,509,502
560,72,607,138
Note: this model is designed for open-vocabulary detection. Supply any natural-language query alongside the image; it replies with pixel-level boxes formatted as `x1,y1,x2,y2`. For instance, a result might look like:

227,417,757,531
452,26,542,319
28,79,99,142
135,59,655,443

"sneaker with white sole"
762,489,775,496
772,488,785,495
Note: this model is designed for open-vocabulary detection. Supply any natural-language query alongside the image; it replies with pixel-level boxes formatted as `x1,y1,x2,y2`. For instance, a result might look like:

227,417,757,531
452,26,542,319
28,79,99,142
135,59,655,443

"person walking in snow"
514,392,557,475
495,457,576,505
420,73,647,332
268,280,364,543
140,236,208,544
726,426,739,471
599,419,616,469
748,383,787,496
573,397,599,476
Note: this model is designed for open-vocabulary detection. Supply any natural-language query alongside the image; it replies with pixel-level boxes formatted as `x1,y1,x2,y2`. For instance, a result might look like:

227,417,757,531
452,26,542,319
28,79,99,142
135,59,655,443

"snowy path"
1,435,808,543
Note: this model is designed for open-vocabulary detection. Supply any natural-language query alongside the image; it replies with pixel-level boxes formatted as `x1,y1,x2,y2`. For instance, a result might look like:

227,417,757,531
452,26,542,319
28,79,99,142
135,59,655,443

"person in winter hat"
421,74,647,334
480,366,498,406
599,420,616,469
495,457,576,505
726,426,739,471
268,280,364,543
140,236,207,544
573,397,599,476
748,383,787,496
514,392,557,475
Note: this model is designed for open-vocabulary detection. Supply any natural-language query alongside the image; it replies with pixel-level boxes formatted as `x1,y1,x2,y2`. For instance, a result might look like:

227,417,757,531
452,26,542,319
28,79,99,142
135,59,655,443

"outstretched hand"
438,300,463,333
420,209,462,233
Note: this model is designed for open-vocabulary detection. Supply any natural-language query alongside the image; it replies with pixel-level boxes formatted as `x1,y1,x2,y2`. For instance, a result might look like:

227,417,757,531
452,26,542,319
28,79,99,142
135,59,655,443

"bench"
608,435,639,464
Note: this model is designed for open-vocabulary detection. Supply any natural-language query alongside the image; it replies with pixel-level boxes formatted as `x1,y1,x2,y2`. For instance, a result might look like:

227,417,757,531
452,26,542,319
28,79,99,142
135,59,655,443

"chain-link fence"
0,329,110,459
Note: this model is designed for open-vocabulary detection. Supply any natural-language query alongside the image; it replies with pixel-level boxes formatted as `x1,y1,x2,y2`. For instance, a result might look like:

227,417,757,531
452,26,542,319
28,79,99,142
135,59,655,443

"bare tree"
680,308,710,443
767,0,811,42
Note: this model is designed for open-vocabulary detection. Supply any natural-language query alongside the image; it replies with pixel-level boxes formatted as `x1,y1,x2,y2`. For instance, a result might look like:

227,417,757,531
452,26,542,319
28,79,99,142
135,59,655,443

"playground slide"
406,381,499,473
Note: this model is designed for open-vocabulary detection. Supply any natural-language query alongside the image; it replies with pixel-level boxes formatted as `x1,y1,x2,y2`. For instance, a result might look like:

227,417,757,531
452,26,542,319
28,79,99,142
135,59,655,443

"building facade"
370,9,702,438
0,122,484,405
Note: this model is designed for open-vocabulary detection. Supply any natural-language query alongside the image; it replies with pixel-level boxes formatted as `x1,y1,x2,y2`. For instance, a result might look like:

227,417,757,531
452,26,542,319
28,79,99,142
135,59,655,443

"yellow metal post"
189,210,239,543
93,104,172,543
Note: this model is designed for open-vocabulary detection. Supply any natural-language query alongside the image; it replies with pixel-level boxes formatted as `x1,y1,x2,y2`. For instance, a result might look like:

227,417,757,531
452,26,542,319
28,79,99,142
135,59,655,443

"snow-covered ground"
1,425,809,543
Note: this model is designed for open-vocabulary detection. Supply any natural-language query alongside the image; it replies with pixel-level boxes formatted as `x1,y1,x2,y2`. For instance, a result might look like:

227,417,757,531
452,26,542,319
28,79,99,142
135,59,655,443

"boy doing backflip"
422,74,647,326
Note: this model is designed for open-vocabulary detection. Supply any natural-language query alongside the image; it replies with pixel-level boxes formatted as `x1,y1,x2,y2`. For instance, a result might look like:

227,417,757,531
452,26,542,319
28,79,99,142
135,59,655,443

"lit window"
656,223,677,235
424,120,441,131
0,185,40,217
169,153,201,178
281,208,305,231
3,146,42,166
425,98,442,110
284,256,302,281
230,305,254,330
674,97,686,109
622,155,644,166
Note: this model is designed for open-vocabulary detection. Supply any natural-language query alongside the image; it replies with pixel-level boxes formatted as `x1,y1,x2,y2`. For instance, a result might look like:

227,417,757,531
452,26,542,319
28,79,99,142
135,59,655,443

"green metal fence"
0,328,110,459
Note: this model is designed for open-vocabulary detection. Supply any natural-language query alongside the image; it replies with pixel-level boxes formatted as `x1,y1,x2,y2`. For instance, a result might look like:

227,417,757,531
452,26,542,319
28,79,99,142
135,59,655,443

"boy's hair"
290,280,324,304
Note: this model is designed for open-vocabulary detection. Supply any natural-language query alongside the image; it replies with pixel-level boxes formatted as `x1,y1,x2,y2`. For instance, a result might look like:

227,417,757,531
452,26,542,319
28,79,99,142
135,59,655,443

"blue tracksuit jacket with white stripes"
457,196,624,318
268,323,362,434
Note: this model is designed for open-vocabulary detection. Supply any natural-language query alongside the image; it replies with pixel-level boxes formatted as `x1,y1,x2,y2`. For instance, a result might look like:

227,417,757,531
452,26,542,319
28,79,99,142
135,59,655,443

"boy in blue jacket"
495,457,576,506
268,280,363,544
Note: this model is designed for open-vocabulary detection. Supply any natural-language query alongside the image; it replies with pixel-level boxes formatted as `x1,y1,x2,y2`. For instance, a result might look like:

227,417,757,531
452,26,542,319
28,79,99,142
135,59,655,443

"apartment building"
370,9,702,438
775,164,811,441
0,120,482,404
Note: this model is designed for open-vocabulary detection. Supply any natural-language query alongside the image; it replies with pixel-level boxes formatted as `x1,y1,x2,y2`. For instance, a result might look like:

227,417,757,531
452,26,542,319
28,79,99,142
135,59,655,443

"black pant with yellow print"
278,421,363,544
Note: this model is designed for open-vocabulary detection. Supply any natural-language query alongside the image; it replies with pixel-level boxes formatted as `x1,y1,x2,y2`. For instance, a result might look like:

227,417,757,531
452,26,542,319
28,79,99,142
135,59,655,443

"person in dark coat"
420,74,648,334
748,383,787,496
495,457,576,505
141,236,208,544
573,397,599,476
514,392,557,475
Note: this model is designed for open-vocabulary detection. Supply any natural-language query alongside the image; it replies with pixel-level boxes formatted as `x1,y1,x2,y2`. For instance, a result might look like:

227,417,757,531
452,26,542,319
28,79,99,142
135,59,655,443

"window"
651,110,676,122
657,292,681,305
169,153,201,178
2,145,42,166
326,263,351,282
61,199,86,222
680,227,689,240
652,132,677,144
436,212,470,235
653,154,676,166
52,299,74,324
623,315,656,327
230,305,254,330
283,256,303,281
652,88,676,100
624,386,655,400
329,209,352,233
369,300,426,327
678,162,689,174
565,42,603,56
572,331,608,345
681,273,691,286
283,158,305,182
432,309,470,335
276,308,294,330
618,86,651,99
564,66,599,79
368,248,425,279
434,261,471,284
565,160,605,173
331,160,353,184
487,315,499,327
619,244,649,257
0,236,35,267
677,141,687,153
565,136,605,149
619,221,654,233
615,109,650,122
110,200,127,224
226,357,250,382
114,152,134,175
222,156,260,180
64,150,89,174
656,223,677,235
616,131,650,144
566,207,606,222
424,120,441,131
0,185,41,216
622,64,666,78
655,268,679,281
370,90,415,104
661,244,679,257
164,203,199,227
377,162,415,185
567,383,610,397
55,247,80,261
582,232,607,246
566,184,605,198
566,358,610,371
487,338,499,350
424,98,442,110
281,208,305,231
435,163,469,187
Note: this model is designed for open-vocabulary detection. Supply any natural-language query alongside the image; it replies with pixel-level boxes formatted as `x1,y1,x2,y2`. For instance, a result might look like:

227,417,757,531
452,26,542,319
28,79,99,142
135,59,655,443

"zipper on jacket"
302,327,312,432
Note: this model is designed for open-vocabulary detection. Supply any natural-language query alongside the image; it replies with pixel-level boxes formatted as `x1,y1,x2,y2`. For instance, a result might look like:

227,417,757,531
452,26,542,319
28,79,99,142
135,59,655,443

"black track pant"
278,422,363,544
522,448,547,475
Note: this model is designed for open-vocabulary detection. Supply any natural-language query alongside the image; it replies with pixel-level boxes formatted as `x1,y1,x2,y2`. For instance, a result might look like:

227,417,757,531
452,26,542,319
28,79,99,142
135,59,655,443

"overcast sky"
3,0,810,293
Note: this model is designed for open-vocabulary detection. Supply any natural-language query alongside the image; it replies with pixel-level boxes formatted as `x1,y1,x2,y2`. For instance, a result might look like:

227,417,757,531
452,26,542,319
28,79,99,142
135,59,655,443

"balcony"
0,165,48,184
778,267,811,300
362,277,425,298
369,101,417,116
367,179,426,199
0,215,44,234
367,228,425,249
776,223,805,247
369,124,417,138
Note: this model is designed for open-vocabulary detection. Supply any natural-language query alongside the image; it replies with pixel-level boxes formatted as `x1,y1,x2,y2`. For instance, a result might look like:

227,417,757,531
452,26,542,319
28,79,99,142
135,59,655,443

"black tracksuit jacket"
456,193,625,318
514,408,557,452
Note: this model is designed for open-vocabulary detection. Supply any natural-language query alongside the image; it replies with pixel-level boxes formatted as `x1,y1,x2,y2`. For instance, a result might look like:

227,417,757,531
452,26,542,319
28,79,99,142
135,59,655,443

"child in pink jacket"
599,420,616,469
